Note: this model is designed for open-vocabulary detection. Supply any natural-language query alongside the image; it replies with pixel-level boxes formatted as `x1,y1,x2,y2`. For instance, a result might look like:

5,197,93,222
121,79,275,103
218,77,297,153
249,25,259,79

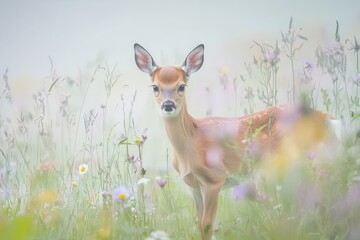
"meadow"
1,19,360,240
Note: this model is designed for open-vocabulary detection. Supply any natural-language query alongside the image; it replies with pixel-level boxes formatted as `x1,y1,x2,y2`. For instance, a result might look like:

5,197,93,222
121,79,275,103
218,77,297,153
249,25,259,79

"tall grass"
1,19,360,240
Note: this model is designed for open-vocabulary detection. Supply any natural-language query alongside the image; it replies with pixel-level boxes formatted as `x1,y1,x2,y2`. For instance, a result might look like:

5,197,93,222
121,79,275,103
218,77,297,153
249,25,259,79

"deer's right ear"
134,43,157,76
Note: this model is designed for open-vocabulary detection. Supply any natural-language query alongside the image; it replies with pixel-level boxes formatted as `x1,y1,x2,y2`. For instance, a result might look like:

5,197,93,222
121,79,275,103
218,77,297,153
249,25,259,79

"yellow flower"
79,163,89,175
118,193,126,201
221,66,229,75
133,138,143,145
37,191,58,203
97,227,111,239
71,181,78,188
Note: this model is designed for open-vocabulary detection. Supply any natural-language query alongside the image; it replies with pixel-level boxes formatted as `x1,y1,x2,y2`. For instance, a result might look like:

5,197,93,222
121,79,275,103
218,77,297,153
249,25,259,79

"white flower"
79,163,89,175
145,230,170,240
137,178,150,185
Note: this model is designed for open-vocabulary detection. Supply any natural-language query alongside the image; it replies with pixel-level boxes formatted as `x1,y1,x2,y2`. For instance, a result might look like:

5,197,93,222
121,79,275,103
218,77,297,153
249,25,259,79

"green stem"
290,57,295,104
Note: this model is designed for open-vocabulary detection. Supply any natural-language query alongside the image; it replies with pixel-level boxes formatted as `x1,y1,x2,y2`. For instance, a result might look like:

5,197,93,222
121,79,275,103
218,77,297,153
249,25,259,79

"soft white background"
1,0,359,170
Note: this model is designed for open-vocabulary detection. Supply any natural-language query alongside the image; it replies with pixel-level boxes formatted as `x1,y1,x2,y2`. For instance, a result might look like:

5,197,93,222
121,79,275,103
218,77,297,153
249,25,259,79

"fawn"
134,43,333,239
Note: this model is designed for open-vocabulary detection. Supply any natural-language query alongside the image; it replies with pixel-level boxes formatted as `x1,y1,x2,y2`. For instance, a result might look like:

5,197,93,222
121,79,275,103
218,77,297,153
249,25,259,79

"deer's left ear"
182,44,204,77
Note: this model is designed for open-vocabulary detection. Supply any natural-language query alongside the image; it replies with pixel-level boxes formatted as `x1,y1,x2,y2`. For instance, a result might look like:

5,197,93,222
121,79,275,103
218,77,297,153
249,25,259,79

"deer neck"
163,102,196,154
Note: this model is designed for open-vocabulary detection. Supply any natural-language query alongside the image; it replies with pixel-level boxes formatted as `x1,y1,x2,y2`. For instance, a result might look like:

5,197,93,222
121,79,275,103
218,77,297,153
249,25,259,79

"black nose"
162,101,176,112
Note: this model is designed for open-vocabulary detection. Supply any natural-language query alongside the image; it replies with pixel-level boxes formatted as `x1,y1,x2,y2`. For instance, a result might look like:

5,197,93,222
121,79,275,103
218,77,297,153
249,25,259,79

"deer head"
134,43,204,118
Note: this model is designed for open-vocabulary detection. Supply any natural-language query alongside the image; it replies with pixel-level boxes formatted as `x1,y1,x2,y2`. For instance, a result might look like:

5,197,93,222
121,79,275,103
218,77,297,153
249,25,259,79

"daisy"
112,186,130,203
79,163,89,175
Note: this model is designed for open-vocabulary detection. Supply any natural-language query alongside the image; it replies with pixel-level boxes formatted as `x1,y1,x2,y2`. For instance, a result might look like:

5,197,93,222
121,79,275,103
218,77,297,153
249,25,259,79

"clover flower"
156,176,167,188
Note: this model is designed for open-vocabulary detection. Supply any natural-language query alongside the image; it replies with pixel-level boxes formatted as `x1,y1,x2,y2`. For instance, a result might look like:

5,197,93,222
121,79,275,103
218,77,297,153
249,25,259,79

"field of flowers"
1,19,360,240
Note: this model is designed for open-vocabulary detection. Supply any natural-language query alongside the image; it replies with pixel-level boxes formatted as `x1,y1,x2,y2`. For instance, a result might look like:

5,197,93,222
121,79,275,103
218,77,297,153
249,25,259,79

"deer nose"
162,101,176,112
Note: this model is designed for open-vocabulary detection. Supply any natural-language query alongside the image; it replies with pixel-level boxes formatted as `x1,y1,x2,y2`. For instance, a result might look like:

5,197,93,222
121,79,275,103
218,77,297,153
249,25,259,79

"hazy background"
1,0,359,79
1,0,360,169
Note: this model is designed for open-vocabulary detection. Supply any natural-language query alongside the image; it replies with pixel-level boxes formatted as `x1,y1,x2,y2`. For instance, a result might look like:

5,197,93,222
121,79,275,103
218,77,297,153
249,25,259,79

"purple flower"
233,184,248,201
356,74,360,83
268,52,280,66
305,60,314,71
156,177,167,188
233,183,255,201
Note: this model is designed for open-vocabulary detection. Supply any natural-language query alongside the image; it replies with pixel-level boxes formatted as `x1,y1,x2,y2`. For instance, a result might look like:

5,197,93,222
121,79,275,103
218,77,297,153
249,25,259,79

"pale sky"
1,0,359,170
1,0,359,80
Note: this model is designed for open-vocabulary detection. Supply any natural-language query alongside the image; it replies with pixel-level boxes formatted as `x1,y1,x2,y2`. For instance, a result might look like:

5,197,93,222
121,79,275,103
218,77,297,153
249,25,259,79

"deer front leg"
192,187,204,229
200,182,223,240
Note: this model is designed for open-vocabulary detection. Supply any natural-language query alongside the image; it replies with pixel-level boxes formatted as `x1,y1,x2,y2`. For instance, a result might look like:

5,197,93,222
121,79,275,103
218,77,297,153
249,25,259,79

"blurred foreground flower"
112,186,130,203
260,112,328,177
79,163,88,175
233,182,255,201
145,230,170,240
37,191,58,203
97,227,111,239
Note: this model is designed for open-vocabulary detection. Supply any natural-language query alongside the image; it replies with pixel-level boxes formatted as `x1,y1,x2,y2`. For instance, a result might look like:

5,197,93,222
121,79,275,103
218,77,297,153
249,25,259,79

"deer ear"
182,44,204,77
134,43,157,76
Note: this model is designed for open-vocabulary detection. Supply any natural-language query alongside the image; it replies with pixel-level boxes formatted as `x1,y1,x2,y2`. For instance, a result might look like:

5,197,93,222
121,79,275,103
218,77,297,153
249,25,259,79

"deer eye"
150,85,160,96
178,84,187,93
151,85,159,92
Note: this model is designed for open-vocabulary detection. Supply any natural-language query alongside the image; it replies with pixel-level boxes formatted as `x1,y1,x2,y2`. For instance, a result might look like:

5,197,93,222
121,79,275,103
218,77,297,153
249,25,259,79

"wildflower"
112,186,130,203
356,73,360,84
304,60,314,71
268,51,280,66
220,66,229,75
233,184,248,201
79,163,88,175
37,191,58,203
233,183,255,201
145,230,170,240
137,177,150,185
101,191,111,199
257,191,267,201
133,138,143,145
97,227,111,239
71,181,78,188
141,129,148,142
156,176,167,188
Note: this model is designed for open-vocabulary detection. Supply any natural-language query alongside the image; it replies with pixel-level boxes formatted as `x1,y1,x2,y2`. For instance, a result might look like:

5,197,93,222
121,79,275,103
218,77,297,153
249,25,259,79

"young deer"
134,44,331,239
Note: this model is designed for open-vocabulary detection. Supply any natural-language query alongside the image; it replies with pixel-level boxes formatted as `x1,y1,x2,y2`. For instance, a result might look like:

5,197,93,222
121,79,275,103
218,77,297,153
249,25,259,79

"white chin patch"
159,106,181,118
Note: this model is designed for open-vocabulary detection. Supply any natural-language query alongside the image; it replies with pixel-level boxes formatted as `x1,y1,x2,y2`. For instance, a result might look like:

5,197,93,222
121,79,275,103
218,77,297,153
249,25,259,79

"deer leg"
192,188,204,230
200,182,223,240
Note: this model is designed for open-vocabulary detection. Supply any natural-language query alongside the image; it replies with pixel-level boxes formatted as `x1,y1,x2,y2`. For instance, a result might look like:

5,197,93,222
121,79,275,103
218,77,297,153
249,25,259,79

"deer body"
134,44,328,239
